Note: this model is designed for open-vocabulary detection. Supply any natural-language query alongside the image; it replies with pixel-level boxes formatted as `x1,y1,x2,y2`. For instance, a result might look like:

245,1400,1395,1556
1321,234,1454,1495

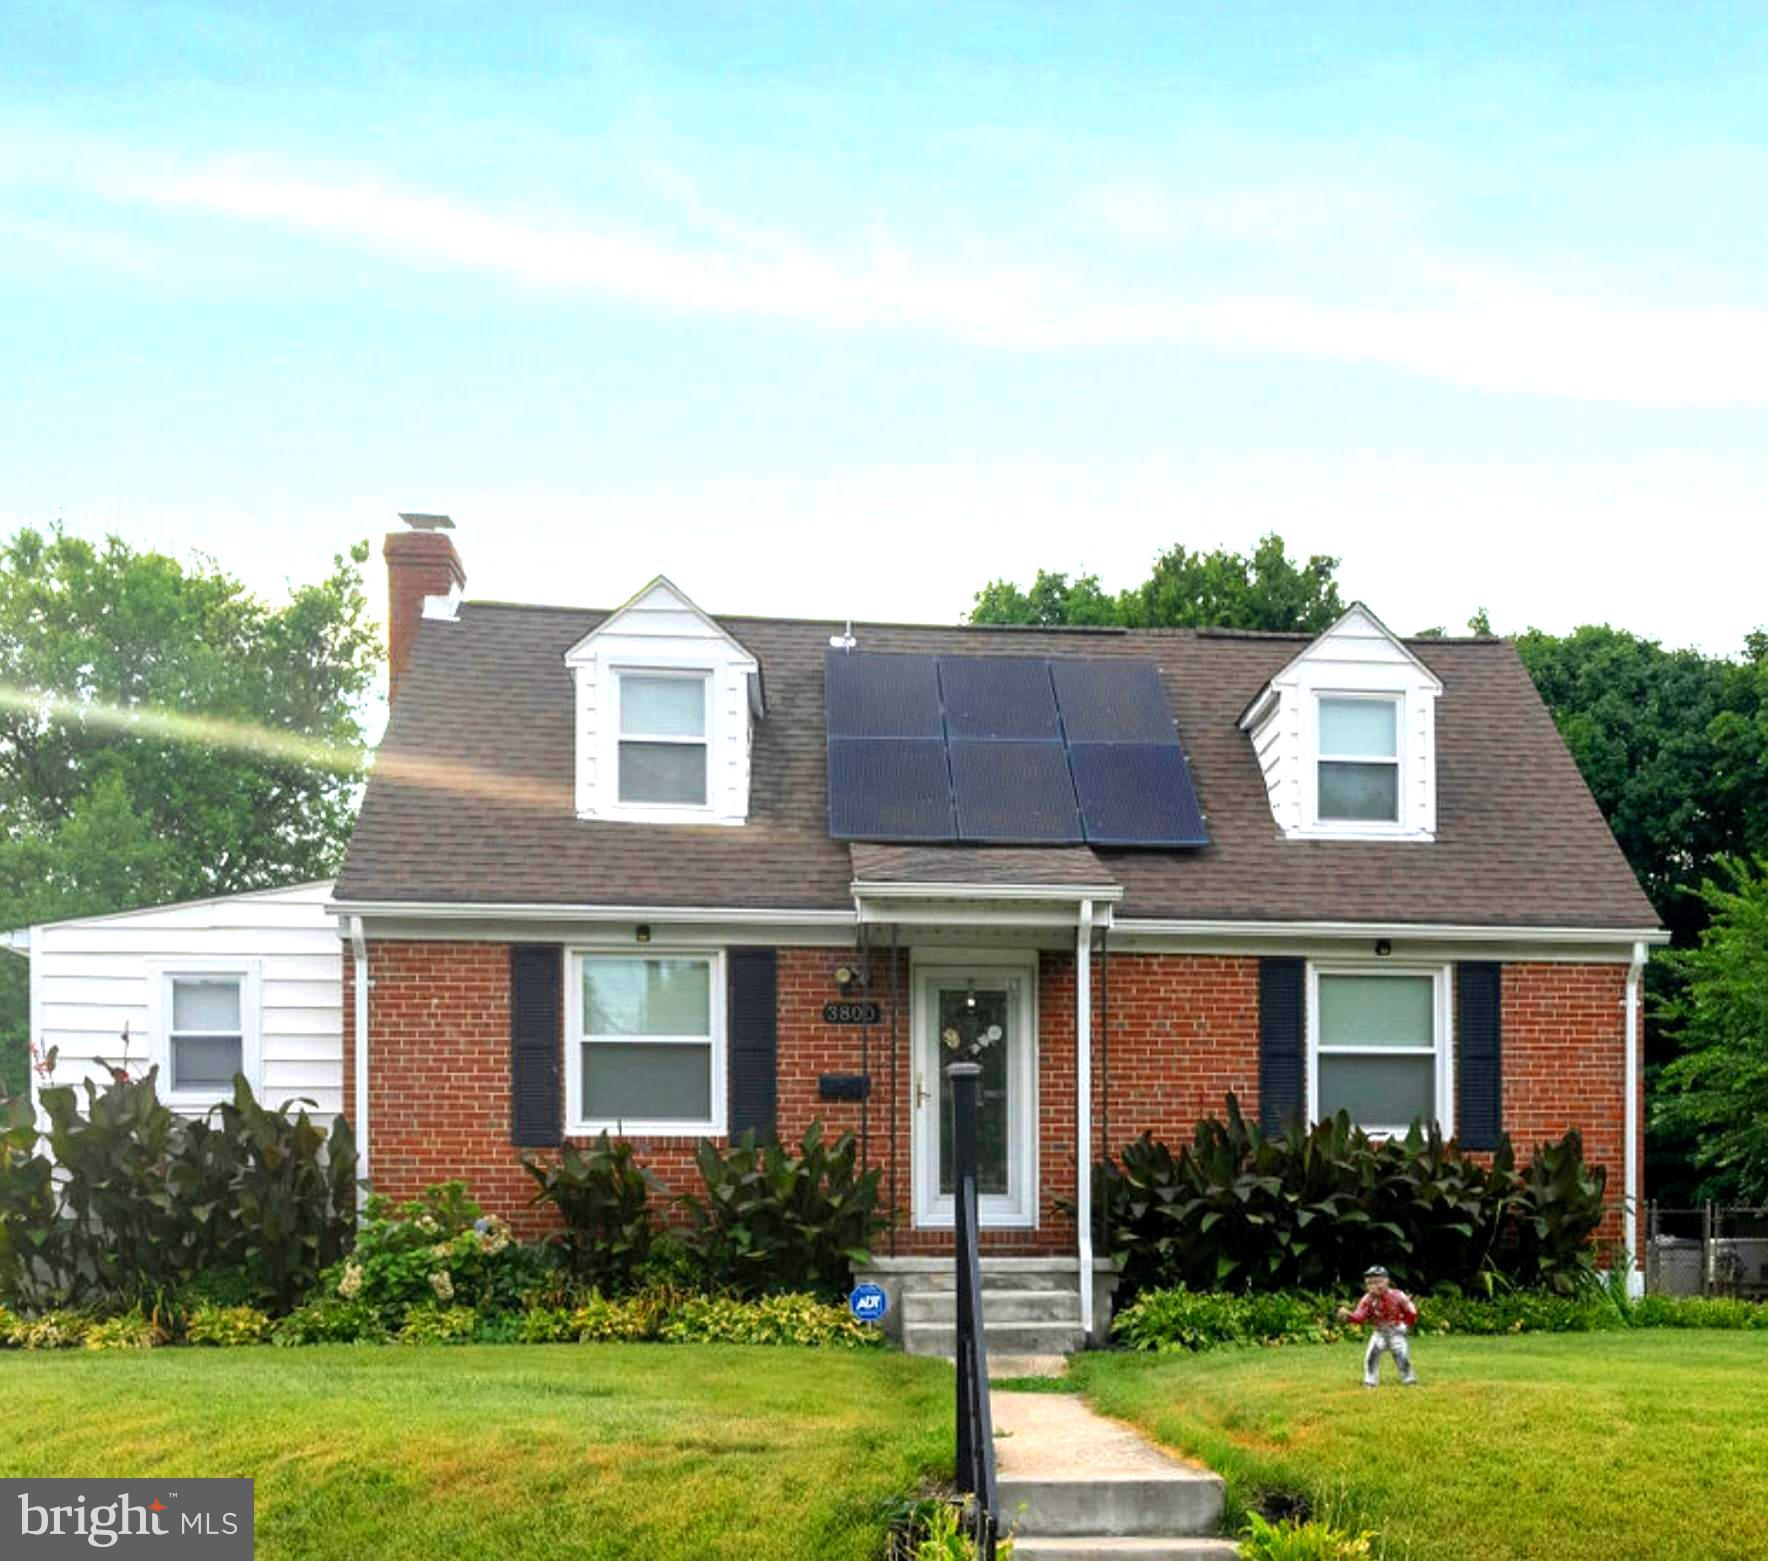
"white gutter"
1625,938,1647,1293
1076,898,1095,1341
328,899,855,927
1114,917,1670,947
349,915,370,1212
2,929,30,957
853,881,1124,904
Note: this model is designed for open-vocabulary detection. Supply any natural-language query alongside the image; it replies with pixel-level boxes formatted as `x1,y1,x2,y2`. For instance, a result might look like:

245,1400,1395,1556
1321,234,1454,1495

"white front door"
912,961,1037,1228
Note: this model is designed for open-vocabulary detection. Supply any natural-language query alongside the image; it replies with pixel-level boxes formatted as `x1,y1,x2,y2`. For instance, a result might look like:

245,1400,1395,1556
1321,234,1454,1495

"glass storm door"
913,966,1035,1228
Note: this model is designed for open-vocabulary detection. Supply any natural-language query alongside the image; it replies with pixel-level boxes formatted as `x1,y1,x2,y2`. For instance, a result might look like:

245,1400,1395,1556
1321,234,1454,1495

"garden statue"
1337,1265,1419,1387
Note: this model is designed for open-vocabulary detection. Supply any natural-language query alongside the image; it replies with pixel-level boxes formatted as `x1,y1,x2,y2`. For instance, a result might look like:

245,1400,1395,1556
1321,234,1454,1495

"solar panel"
948,740,1083,843
1068,742,1209,846
938,656,1061,740
1049,659,1177,744
826,737,955,841
824,650,943,738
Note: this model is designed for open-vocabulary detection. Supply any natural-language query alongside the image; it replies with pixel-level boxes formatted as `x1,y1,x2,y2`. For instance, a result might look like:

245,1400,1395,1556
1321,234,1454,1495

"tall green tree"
1653,857,1768,1202
969,533,1344,632
0,527,380,1094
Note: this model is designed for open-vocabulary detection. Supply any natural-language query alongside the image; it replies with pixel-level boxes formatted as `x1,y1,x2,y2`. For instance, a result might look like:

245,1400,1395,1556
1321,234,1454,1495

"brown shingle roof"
850,844,1117,888
335,604,1659,930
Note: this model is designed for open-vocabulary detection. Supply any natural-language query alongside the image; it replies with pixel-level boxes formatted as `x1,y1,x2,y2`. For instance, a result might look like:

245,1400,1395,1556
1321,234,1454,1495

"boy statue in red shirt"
1337,1265,1419,1387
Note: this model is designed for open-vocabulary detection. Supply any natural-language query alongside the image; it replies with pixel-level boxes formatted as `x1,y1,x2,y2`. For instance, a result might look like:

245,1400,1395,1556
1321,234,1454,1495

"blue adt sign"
849,1282,889,1325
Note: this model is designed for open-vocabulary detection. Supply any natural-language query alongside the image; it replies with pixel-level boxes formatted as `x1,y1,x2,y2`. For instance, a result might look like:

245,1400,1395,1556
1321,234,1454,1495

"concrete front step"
901,1268,1083,1293
992,1392,1227,1541
903,1288,1083,1325
904,1321,1089,1357
998,1475,1226,1538
1012,1539,1239,1560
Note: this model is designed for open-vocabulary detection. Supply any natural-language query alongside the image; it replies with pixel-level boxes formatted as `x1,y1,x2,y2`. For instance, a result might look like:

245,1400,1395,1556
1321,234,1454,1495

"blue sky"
3,2,1766,652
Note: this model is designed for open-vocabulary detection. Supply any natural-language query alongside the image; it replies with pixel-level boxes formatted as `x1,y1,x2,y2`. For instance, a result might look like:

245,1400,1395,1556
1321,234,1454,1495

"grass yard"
0,1344,952,1561
1075,1331,1768,1561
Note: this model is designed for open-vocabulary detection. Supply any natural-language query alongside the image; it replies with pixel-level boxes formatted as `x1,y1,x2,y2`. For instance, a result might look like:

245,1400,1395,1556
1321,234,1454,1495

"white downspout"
1076,898,1094,1341
350,915,370,1211
1625,939,1647,1295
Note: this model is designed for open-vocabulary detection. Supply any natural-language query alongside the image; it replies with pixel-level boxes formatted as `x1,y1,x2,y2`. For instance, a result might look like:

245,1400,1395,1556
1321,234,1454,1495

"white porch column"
1076,898,1094,1339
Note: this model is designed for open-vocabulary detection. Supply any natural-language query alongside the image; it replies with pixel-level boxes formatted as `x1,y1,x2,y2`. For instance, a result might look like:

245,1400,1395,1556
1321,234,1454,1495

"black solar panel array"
824,650,1209,848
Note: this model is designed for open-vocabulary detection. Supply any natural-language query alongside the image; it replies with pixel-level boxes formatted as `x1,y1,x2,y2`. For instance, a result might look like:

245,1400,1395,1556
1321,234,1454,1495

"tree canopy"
1653,857,1768,1202
0,527,380,1094
969,533,1345,633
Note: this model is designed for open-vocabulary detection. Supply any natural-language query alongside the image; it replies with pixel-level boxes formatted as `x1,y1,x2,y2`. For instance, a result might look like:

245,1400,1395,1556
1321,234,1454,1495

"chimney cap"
398,512,455,532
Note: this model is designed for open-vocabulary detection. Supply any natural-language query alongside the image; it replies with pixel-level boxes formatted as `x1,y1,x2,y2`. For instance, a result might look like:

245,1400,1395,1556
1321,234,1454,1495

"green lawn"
0,1344,952,1561
1075,1332,1768,1561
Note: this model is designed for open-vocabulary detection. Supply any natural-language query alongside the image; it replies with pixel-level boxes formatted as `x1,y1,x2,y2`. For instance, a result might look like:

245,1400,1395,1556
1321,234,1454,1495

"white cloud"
67,157,1768,408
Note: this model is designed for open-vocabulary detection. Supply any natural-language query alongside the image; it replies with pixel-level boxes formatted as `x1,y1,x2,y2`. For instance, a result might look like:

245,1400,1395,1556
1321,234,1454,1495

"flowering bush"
184,1303,273,1346
318,1182,552,1323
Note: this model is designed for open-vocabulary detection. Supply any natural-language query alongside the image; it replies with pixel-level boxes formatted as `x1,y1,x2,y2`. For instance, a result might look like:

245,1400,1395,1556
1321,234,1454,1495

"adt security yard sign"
849,1282,889,1325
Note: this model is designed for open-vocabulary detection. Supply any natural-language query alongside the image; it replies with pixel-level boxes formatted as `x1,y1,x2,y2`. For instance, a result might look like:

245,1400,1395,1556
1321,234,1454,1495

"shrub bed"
1093,1094,1608,1301
1112,1283,1768,1353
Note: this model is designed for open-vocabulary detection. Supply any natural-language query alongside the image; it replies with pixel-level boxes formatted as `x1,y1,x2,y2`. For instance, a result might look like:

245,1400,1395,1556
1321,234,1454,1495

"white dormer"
1237,604,1443,842
565,577,763,826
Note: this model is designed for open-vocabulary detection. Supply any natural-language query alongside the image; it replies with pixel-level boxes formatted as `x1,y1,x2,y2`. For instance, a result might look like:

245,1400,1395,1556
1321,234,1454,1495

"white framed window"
567,950,726,1136
149,962,262,1106
1315,694,1401,825
1307,964,1452,1137
614,670,711,809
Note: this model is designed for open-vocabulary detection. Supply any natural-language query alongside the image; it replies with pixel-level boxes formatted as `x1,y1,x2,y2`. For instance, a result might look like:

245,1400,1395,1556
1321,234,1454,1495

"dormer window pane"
617,673,709,806
1318,697,1399,822
620,676,706,739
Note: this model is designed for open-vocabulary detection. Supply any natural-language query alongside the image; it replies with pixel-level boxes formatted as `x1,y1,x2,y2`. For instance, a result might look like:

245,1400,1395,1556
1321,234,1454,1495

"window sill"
1284,824,1436,843
576,805,746,827
568,1119,725,1139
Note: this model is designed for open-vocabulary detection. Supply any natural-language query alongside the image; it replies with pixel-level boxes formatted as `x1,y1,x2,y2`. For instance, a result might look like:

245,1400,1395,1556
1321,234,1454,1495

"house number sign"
822,1001,882,1025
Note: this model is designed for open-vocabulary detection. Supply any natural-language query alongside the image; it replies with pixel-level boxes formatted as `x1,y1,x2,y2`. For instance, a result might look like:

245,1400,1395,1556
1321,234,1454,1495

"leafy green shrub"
9,1309,93,1349
1113,1286,1347,1353
1093,1094,1606,1300
680,1122,886,1299
1417,1291,1620,1336
570,1290,665,1342
892,1495,1014,1560
1239,1512,1374,1560
659,1291,881,1347
271,1297,388,1346
524,1134,661,1292
0,1070,356,1314
320,1182,552,1323
513,1306,575,1343
1629,1294,1768,1330
397,1303,478,1344
84,1307,163,1351
184,1303,273,1346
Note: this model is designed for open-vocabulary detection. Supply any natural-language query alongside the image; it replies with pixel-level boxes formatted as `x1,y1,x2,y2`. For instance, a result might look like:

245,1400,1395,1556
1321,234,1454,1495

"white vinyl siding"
23,881,344,1119
1308,964,1452,1137
567,950,726,1136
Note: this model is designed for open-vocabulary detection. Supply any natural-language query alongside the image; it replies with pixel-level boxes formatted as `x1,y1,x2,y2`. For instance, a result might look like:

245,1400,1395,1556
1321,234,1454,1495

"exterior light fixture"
1374,938,1392,957
636,924,652,944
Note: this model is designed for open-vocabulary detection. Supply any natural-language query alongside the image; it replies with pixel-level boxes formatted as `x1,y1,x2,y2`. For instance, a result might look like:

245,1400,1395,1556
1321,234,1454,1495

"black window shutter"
1259,957,1306,1134
1457,961,1503,1151
727,948,778,1140
510,945,563,1148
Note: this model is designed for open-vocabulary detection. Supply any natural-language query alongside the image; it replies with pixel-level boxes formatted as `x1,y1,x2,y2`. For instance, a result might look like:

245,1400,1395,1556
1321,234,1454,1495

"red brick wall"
347,942,1635,1254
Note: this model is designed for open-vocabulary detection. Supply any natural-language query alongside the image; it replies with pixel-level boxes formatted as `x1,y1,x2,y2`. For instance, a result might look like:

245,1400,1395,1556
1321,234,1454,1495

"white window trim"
1306,961,1453,1139
600,665,718,822
1309,690,1407,835
146,959,263,1108
566,948,727,1137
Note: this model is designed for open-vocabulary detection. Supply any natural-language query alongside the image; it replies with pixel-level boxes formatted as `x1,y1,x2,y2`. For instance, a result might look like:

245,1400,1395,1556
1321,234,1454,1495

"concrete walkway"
992,1390,1235,1561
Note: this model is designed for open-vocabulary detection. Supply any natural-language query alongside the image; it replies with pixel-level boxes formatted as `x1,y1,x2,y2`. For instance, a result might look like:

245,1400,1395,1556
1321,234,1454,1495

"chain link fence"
1644,1204,1768,1298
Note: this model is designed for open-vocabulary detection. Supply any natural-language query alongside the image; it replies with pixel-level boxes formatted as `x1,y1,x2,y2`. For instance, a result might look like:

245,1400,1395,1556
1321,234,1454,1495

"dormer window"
566,577,763,826
1317,696,1400,824
617,672,710,806
1238,604,1441,843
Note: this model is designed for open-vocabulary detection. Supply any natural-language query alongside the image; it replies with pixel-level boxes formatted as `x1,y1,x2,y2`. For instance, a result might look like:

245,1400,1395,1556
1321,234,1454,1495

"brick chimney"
384,514,466,704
